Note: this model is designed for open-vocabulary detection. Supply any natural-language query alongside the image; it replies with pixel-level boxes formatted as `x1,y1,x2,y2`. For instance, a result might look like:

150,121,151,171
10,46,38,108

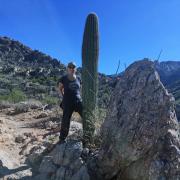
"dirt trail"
0,108,58,179
0,106,82,179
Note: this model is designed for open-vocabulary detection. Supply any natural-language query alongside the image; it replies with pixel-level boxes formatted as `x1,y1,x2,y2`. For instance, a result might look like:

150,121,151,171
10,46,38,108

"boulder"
51,140,83,166
68,121,83,140
34,139,86,180
55,166,73,180
71,165,90,180
27,145,46,166
88,60,180,180
39,156,57,175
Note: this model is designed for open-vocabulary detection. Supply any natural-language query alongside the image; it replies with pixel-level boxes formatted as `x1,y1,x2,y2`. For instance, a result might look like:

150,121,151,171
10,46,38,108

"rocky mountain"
154,60,180,85
0,36,65,100
0,36,179,121
154,60,180,121
0,36,114,110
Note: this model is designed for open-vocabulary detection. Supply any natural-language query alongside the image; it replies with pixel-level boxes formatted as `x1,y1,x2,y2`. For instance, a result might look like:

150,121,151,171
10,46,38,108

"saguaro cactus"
82,13,99,145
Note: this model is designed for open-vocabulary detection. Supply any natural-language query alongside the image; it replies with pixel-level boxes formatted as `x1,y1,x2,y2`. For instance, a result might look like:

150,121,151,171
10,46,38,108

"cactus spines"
82,13,99,145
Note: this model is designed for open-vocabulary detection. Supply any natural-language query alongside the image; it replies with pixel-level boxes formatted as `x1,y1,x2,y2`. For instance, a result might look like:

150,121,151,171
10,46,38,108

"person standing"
57,61,82,143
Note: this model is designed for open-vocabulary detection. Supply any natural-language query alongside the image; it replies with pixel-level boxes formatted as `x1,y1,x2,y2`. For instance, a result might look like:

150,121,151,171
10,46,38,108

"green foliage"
97,107,107,124
31,76,57,85
42,95,59,105
31,77,46,84
48,76,58,82
0,88,26,103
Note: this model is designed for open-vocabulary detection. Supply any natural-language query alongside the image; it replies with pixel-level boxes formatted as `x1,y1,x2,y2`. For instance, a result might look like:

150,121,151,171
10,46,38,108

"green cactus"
82,13,99,145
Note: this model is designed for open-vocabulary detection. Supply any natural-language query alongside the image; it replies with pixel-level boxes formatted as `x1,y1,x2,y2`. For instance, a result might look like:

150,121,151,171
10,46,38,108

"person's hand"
59,82,64,96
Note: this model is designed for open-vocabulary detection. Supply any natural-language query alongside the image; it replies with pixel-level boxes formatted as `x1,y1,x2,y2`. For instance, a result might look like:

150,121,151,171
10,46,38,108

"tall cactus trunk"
82,13,99,145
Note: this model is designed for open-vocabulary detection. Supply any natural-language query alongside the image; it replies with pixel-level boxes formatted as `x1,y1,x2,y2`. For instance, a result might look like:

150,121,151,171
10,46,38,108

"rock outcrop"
32,60,180,180
89,60,180,179
33,139,90,180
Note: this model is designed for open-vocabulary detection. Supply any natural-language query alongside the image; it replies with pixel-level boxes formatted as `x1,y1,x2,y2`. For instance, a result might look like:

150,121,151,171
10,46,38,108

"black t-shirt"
58,74,82,103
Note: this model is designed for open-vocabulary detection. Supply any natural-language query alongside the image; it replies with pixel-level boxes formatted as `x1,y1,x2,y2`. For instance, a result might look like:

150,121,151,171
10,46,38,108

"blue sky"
0,0,180,75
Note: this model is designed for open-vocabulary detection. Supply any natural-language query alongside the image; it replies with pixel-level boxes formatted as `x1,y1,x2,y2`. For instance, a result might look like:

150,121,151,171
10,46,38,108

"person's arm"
59,82,64,96
57,76,65,97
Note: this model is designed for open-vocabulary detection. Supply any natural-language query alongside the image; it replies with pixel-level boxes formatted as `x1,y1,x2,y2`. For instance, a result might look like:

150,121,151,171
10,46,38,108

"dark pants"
59,100,83,140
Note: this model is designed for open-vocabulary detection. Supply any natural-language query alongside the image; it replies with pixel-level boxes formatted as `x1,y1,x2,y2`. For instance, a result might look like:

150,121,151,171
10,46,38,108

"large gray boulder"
33,139,89,180
88,60,180,180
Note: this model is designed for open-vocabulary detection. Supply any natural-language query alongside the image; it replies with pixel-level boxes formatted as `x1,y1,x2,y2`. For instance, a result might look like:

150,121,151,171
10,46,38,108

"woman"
58,61,82,143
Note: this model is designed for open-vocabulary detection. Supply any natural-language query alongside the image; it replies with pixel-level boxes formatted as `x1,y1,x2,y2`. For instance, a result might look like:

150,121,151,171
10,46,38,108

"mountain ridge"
0,36,179,120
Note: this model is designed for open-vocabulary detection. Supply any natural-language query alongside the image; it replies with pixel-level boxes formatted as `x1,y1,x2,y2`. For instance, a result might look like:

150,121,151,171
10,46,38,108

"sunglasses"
68,66,76,69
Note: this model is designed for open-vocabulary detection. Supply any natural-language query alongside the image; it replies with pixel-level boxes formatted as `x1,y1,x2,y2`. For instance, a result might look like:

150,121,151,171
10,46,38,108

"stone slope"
88,60,180,180
32,60,180,180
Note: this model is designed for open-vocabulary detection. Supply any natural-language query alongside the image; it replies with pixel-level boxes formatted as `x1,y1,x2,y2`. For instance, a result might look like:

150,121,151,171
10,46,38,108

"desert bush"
0,101,12,110
21,99,43,109
42,95,59,105
31,77,46,85
0,89,26,103
88,107,107,149
13,103,29,115
96,107,107,125
93,127,103,149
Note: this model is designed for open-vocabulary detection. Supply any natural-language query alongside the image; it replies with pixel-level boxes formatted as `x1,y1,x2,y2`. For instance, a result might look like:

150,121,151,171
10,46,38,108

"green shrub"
0,95,8,101
42,95,59,105
13,103,29,115
0,89,27,103
31,77,46,84
31,76,57,86
97,107,107,125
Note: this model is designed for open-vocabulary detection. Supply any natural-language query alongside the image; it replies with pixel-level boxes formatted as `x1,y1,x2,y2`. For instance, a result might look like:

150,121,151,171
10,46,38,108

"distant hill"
154,60,180,120
155,60,180,85
0,36,179,120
